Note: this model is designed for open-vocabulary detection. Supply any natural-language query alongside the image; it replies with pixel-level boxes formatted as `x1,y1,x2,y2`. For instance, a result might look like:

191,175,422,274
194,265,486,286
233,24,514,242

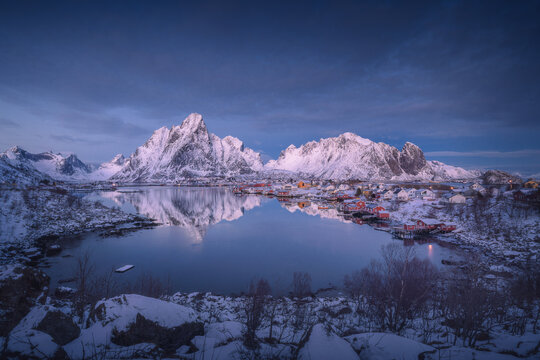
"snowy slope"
0,146,91,182
265,133,478,181
112,113,263,182
0,154,51,185
89,154,126,181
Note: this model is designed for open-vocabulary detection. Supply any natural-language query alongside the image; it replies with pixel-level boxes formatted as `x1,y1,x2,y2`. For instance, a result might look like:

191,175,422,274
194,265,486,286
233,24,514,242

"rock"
112,313,203,354
0,264,49,336
36,310,80,345
46,244,62,256
54,286,77,299
481,169,522,185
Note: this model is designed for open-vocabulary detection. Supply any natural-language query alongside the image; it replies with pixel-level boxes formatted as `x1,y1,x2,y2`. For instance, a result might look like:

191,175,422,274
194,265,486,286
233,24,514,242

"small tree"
243,278,271,349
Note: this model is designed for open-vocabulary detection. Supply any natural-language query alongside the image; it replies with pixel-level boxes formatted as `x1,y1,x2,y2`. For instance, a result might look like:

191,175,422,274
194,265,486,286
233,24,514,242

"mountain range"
1,113,485,184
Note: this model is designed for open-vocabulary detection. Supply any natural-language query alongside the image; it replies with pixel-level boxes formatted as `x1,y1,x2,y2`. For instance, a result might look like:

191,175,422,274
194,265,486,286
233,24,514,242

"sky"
1,0,539,175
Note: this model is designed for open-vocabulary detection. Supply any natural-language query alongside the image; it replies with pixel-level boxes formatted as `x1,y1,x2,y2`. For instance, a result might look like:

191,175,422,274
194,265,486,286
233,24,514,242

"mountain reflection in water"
99,187,263,242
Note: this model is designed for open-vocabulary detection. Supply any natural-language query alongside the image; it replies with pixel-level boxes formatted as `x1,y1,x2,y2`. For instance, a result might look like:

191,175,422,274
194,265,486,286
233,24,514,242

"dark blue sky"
1,0,539,175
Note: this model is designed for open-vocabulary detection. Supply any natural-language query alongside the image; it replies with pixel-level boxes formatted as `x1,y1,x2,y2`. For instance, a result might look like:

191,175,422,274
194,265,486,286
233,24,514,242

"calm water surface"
45,186,460,295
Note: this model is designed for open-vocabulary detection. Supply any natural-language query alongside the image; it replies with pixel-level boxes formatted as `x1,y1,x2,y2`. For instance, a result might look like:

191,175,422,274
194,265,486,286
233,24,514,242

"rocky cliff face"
112,113,263,182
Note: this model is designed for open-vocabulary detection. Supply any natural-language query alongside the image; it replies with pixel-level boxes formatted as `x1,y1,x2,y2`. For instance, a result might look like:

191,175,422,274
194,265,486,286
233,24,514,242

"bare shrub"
291,272,312,298
243,278,271,349
125,272,172,298
441,258,498,346
345,243,439,334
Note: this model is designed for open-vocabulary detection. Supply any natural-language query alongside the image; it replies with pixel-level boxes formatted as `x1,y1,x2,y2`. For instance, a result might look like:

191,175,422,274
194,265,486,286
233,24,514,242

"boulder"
36,310,80,345
0,264,49,336
112,313,203,354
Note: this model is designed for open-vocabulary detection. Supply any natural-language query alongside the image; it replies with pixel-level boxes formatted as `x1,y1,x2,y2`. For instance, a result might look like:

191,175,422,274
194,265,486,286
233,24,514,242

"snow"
346,332,434,360
0,188,149,259
298,324,359,360
112,113,263,182
115,264,134,272
92,294,197,330
264,132,478,181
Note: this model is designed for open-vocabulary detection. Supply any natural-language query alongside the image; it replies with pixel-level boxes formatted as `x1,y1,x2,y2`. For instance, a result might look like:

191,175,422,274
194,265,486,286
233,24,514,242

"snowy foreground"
1,264,539,360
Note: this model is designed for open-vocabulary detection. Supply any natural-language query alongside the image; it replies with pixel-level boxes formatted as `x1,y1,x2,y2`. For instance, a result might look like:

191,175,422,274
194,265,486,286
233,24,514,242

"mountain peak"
180,113,206,132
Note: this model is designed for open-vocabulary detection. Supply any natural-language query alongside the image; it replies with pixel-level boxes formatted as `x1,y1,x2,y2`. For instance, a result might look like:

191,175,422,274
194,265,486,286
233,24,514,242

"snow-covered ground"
0,188,154,263
2,286,538,360
378,194,540,268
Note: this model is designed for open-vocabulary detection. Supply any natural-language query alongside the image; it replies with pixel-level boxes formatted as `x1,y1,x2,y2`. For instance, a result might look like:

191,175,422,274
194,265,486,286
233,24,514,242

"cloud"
0,117,20,128
425,150,540,158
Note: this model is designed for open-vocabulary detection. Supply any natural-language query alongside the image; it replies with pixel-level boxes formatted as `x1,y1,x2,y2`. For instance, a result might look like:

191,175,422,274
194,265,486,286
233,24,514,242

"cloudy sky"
1,1,539,175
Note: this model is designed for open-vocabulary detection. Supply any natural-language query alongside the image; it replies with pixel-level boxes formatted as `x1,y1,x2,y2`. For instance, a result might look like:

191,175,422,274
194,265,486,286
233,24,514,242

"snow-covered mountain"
112,113,263,182
0,146,91,182
265,133,478,181
0,154,52,185
90,154,127,181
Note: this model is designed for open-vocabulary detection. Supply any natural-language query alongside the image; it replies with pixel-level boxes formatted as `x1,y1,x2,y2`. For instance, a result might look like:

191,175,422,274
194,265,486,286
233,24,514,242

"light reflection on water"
46,186,460,295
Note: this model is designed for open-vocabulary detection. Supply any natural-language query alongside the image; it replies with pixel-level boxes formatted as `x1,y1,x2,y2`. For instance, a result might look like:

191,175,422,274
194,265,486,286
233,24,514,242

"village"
229,178,540,267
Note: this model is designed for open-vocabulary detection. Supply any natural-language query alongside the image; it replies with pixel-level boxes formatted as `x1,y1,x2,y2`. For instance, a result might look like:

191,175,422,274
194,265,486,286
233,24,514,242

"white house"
449,194,466,204
397,190,409,201
421,189,435,198
407,188,417,198
382,190,394,200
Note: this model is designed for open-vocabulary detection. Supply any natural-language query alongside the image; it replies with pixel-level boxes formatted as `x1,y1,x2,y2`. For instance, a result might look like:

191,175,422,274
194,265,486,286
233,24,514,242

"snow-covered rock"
346,332,435,360
298,324,359,360
112,113,263,181
265,133,478,181
64,294,200,358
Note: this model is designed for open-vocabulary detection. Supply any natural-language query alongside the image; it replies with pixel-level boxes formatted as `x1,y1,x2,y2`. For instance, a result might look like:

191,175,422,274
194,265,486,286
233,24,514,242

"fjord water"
46,187,457,295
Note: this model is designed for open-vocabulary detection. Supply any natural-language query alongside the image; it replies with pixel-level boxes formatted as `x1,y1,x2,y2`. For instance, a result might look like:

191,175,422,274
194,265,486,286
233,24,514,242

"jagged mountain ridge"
1,146,91,182
2,113,483,183
265,132,479,180
111,113,263,182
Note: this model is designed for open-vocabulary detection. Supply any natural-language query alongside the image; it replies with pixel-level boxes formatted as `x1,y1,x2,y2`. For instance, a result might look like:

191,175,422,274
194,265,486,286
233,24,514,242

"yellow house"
524,180,539,189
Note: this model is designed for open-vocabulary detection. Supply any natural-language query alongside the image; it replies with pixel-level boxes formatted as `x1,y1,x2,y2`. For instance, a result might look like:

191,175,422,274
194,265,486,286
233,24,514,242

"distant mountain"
1,113,487,183
265,133,479,181
0,153,52,185
90,154,127,181
0,146,91,182
111,113,263,182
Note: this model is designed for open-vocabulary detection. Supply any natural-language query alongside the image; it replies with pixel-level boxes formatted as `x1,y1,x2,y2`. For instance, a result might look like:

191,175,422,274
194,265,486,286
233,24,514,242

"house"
382,190,394,200
420,189,436,200
470,183,485,192
524,180,539,189
439,222,457,232
415,218,443,230
297,181,310,189
396,190,409,201
297,201,310,209
449,194,466,204
403,222,416,231
406,188,417,197
377,211,390,219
